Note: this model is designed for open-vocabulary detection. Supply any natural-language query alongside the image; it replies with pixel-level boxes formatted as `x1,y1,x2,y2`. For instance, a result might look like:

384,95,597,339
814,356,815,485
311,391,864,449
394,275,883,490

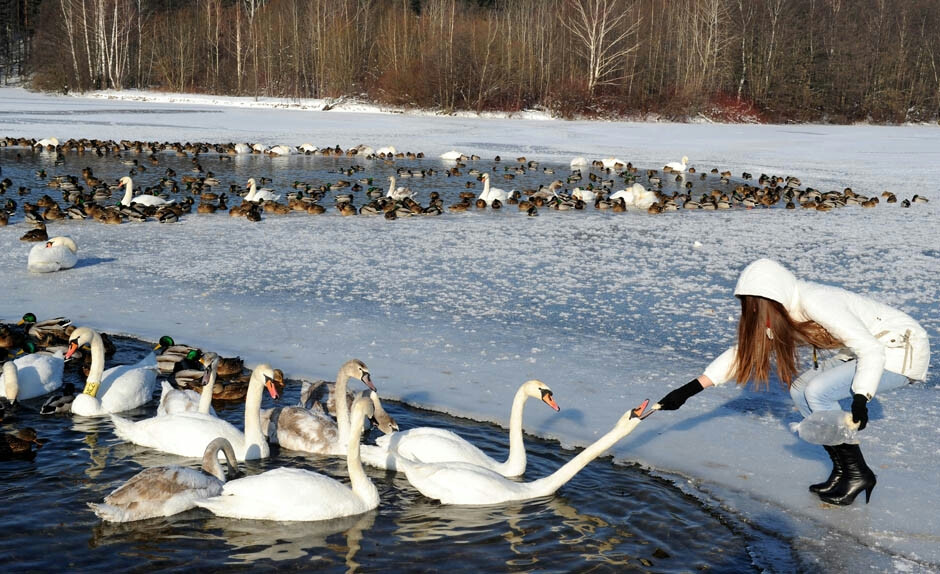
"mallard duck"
20,224,48,242
18,313,72,348
40,382,76,415
1,427,45,460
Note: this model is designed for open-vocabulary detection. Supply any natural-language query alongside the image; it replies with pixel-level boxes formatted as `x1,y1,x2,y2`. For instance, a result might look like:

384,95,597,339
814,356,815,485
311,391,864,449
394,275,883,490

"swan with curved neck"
66,327,156,417
394,399,651,505
156,353,218,416
0,350,64,402
479,173,508,206
664,156,689,172
386,176,414,200
110,363,279,461
88,437,238,523
260,359,375,455
245,178,280,202
119,176,173,206
362,379,559,477
196,396,380,521
27,236,78,273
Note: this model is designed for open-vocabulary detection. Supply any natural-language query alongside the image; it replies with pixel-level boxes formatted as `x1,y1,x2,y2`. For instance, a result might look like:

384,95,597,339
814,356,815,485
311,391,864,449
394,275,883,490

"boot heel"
864,480,876,504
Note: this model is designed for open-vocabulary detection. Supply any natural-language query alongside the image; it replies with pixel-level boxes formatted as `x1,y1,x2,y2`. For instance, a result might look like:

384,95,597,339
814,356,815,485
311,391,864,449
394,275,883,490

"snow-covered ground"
1,86,938,571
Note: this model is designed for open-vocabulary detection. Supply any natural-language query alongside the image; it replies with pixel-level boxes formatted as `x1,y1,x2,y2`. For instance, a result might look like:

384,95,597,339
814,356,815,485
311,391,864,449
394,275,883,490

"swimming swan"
609,183,656,209
156,353,218,416
195,396,380,521
245,178,280,202
66,327,157,417
394,400,651,506
386,176,415,200
259,359,375,455
479,173,508,206
362,379,559,477
88,437,238,523
110,363,279,461
664,156,689,172
27,236,78,273
119,176,174,207
0,351,65,401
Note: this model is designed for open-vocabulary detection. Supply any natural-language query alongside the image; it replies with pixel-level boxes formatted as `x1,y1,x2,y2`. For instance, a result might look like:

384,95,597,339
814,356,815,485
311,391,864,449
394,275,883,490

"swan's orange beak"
631,398,653,420
541,390,560,412
264,376,279,400
65,342,79,360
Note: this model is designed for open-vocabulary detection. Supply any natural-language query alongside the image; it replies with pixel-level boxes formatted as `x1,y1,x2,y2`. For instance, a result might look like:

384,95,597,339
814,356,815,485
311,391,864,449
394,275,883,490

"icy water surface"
0,335,763,572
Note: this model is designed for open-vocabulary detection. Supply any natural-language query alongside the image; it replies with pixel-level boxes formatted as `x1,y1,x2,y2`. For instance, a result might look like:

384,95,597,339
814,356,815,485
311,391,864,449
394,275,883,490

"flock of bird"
0,136,929,240
0,312,654,524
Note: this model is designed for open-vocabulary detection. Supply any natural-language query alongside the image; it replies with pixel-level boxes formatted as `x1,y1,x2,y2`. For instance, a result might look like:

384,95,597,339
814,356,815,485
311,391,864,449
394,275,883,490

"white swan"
119,176,174,207
385,176,415,200
233,143,252,154
88,437,238,523
479,173,508,206
110,363,279,461
571,187,597,203
394,400,651,506
34,137,59,149
156,354,217,416
569,157,590,168
66,327,157,417
664,156,689,172
362,380,559,477
601,157,626,169
268,144,294,156
0,351,65,401
245,178,280,202
609,183,657,209
195,396,380,521
27,236,78,273
260,359,375,455
375,145,397,157
440,150,465,161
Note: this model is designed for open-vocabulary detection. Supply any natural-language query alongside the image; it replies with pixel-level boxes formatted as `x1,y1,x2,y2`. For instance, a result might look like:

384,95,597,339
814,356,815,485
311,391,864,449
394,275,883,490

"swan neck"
242,372,265,445
335,371,351,445
346,408,379,507
198,364,216,414
502,385,530,474
528,417,641,498
121,180,133,205
87,332,105,385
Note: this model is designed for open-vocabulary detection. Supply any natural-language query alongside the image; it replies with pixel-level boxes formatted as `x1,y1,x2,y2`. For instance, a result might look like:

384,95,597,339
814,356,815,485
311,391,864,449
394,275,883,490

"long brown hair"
733,295,842,389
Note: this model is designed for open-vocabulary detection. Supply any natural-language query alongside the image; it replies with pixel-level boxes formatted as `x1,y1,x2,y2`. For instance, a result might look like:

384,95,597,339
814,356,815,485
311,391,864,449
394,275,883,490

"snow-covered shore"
1,87,938,571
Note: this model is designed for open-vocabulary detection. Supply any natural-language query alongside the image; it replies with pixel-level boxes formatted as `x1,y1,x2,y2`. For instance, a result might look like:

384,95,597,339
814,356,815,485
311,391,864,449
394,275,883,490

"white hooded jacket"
703,259,930,399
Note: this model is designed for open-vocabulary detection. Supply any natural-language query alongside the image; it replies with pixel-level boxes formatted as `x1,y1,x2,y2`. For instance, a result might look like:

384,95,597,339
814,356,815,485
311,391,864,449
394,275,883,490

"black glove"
851,393,869,430
657,379,705,411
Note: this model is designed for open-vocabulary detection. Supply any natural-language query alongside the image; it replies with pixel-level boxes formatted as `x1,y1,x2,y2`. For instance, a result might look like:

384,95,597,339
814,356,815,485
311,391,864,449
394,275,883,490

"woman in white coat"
656,258,929,506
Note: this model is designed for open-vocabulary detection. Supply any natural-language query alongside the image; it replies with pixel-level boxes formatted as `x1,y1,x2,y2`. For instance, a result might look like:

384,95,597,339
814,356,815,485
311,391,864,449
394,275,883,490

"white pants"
789,356,911,418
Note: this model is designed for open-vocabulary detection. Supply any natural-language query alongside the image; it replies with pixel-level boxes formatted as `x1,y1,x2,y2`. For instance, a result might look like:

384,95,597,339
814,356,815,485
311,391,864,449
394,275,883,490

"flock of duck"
1,136,929,238
0,312,654,524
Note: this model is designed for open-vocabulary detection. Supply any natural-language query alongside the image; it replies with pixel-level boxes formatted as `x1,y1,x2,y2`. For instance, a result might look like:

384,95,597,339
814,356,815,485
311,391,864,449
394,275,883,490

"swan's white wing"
28,244,77,273
111,412,245,459
157,381,201,416
1,352,64,399
197,467,368,521
378,427,498,470
402,460,527,506
98,354,158,414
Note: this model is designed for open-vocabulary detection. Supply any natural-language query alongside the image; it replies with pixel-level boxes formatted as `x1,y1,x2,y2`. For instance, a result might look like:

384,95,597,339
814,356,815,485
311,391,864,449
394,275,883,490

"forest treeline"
4,0,940,123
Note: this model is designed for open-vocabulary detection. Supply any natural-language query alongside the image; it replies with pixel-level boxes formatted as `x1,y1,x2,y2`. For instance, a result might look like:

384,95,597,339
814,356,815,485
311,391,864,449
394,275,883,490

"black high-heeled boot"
819,443,876,505
809,444,844,495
